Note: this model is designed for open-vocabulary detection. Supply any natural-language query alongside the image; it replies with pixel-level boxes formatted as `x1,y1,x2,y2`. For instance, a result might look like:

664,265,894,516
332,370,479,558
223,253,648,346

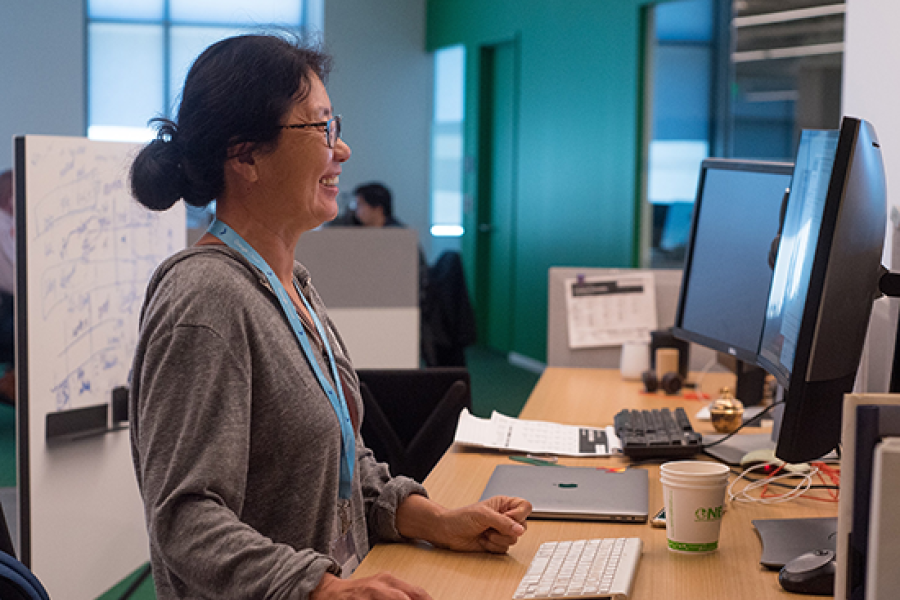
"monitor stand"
716,354,767,408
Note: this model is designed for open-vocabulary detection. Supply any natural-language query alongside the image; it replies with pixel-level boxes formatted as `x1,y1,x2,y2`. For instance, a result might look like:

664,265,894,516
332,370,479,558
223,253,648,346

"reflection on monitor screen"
759,130,839,384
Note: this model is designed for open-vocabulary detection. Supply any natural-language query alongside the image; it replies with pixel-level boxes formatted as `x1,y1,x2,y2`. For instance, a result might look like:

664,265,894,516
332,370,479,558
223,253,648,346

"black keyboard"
614,407,703,459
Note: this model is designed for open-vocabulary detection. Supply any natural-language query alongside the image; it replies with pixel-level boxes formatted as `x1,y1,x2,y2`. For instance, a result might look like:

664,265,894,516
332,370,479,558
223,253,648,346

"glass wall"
646,0,716,268
645,0,844,268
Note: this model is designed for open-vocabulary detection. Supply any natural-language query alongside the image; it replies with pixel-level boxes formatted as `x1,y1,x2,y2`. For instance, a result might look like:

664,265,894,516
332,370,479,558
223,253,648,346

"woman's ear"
225,143,259,183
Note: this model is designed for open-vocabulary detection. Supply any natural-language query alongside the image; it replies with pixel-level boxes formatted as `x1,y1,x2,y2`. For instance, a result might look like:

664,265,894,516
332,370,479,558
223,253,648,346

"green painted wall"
427,0,660,362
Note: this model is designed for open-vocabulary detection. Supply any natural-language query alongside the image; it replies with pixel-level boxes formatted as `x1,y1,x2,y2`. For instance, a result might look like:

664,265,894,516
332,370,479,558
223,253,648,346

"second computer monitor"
760,117,887,463
674,159,793,366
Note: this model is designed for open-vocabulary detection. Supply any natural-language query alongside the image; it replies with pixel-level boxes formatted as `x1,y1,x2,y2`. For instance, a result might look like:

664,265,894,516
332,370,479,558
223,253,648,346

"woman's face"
254,73,351,232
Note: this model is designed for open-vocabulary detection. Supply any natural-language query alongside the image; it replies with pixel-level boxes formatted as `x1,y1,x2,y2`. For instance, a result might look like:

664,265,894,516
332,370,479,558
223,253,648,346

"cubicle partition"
295,227,420,368
546,267,717,371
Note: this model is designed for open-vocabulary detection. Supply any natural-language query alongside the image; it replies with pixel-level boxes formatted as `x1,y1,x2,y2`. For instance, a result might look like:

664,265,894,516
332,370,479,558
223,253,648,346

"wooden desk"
354,368,838,599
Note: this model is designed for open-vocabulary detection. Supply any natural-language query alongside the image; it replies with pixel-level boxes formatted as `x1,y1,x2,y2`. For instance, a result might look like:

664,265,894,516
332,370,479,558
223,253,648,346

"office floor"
0,345,542,598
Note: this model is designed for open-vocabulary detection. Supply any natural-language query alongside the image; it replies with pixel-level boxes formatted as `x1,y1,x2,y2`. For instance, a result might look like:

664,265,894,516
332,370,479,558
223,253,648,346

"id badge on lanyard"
330,500,360,577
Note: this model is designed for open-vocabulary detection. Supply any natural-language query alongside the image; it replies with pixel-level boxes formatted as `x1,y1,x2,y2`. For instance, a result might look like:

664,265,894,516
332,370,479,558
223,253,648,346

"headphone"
642,370,683,395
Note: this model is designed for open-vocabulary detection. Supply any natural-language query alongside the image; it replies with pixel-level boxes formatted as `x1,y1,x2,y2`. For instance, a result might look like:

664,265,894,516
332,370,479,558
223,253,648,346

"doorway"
474,39,518,354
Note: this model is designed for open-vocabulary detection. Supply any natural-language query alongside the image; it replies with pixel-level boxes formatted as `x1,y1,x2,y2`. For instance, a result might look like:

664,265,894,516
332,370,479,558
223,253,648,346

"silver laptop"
479,464,648,522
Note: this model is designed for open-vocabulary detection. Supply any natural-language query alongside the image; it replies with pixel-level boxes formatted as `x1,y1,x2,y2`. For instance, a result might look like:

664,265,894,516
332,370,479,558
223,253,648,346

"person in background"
128,33,530,600
0,170,15,405
350,181,430,318
352,182,402,228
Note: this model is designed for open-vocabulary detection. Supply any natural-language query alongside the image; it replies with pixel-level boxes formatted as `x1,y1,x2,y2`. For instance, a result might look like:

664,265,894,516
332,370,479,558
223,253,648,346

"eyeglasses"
279,115,342,149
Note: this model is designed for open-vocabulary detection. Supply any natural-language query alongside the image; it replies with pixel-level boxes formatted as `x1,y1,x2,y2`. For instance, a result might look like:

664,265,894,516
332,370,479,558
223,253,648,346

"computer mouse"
740,448,811,475
778,549,835,596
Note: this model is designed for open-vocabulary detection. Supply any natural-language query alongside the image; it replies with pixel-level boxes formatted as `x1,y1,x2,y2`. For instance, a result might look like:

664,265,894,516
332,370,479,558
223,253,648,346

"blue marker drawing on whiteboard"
28,139,185,413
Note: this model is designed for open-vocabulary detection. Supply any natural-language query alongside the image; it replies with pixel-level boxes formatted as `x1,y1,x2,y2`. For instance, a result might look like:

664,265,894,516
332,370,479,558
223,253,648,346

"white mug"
620,341,650,381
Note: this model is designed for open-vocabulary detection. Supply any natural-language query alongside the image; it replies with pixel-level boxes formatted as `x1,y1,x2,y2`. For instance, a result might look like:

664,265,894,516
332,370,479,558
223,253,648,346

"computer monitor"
758,116,887,464
673,158,793,404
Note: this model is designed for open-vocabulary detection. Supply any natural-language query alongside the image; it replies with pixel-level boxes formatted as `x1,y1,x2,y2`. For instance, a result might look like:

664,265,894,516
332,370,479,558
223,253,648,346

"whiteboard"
14,135,185,599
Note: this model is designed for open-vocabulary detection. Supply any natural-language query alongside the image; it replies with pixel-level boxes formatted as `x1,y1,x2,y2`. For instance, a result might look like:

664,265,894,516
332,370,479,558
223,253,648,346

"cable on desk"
727,460,841,504
728,462,819,504
729,466,840,492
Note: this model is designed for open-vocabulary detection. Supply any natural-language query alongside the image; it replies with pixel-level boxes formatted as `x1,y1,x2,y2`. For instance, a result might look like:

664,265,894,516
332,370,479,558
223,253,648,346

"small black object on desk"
778,549,835,596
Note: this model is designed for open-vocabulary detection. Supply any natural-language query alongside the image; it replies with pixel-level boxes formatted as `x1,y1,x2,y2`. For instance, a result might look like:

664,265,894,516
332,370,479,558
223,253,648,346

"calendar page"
565,273,657,348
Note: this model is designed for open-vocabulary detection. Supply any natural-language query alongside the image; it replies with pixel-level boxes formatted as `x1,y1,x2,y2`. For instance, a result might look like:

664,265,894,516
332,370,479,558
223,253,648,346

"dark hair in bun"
130,33,332,211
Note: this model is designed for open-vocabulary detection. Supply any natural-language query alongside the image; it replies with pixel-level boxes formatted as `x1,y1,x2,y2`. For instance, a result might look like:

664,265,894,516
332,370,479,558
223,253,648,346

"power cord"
728,461,819,504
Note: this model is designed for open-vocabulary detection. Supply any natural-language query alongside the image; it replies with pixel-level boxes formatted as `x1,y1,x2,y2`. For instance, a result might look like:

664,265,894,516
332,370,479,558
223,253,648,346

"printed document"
453,409,621,456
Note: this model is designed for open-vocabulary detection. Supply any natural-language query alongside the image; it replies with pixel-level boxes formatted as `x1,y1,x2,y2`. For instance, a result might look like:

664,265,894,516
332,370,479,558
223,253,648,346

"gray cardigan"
129,246,426,599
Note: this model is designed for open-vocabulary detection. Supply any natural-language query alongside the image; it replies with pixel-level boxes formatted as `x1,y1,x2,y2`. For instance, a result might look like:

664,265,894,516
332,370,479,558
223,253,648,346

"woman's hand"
396,494,532,554
311,572,432,600
431,495,532,553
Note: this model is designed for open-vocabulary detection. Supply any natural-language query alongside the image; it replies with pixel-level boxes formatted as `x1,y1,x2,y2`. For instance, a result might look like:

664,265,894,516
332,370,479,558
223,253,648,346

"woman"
128,34,530,600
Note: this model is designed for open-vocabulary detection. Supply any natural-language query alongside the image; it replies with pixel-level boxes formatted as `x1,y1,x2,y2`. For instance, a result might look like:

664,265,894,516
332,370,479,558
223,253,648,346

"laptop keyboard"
513,537,642,599
613,407,702,460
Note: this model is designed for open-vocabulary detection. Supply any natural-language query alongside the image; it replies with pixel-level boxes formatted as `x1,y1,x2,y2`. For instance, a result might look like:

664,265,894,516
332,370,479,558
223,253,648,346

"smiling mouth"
320,176,339,186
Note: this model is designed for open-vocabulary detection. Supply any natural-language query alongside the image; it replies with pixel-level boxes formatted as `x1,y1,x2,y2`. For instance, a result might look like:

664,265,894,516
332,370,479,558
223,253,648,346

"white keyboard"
513,538,642,600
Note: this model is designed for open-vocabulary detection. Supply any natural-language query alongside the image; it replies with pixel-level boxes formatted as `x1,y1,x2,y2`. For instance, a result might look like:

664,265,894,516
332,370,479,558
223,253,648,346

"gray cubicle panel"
546,267,716,371
295,227,420,368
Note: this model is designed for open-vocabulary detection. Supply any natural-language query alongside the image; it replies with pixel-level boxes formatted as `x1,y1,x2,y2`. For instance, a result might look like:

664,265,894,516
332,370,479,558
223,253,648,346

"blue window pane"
170,0,302,25
89,23,164,130
656,0,713,43
647,140,709,204
168,25,259,113
652,45,711,140
88,0,164,20
430,46,466,235
434,46,465,123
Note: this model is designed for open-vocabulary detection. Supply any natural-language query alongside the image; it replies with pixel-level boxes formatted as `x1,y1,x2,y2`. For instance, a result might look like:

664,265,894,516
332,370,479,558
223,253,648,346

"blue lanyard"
207,219,355,499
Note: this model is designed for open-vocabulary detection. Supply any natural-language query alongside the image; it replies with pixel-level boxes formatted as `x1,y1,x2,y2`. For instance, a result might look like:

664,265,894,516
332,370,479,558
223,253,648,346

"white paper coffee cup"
661,461,730,482
660,462,729,553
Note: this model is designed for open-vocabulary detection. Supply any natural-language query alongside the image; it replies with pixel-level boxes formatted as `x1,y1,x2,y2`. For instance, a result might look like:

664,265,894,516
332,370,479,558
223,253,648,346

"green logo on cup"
694,506,723,522
668,539,718,552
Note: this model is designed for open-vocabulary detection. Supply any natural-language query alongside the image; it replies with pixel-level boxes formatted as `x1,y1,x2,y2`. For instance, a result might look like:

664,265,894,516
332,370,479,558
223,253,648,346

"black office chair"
357,368,472,482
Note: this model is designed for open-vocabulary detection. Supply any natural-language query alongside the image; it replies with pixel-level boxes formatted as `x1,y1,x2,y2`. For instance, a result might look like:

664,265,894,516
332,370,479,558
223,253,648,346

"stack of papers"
453,409,621,456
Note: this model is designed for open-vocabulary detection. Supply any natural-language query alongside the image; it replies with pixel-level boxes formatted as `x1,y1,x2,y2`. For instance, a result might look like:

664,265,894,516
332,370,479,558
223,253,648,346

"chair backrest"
357,368,472,482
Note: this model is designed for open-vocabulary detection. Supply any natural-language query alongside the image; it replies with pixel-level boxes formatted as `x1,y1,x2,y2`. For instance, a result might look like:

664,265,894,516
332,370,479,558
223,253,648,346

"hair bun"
130,133,187,211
